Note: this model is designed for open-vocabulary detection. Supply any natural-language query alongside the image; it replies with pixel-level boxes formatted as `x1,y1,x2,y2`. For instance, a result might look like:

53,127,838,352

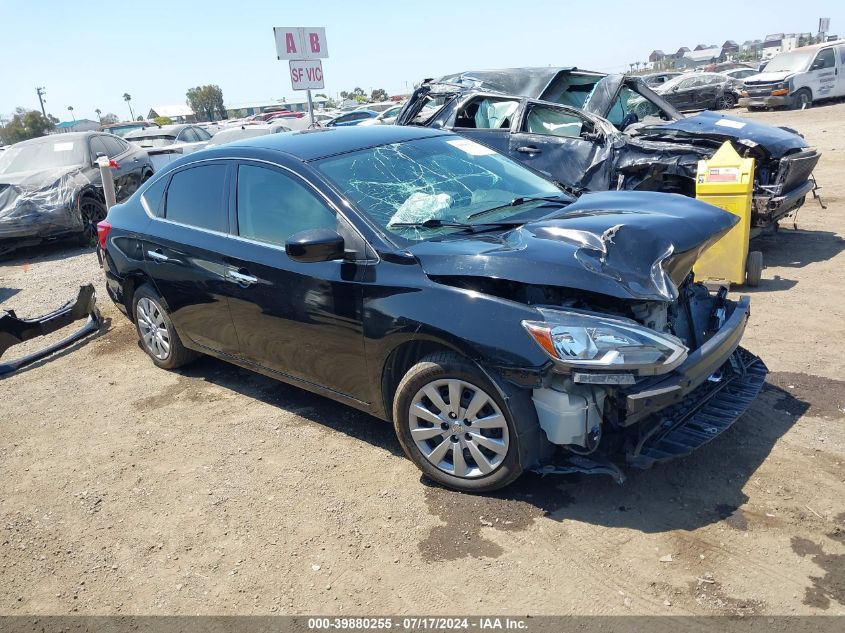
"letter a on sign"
274,27,328,60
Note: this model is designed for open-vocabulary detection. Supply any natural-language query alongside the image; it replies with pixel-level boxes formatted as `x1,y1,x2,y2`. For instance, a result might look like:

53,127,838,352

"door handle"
226,269,258,286
147,249,169,263
516,145,541,154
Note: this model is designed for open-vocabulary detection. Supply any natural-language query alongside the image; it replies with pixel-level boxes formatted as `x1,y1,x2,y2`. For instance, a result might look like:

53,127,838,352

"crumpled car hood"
409,191,738,302
635,110,807,158
0,166,91,241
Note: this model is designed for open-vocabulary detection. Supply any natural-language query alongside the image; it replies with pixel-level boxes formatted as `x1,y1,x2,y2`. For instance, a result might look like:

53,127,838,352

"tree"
67,105,75,121
351,87,365,97
153,116,172,126
123,93,135,121
101,113,119,124
370,88,389,102
185,84,226,122
0,108,56,145
95,108,102,122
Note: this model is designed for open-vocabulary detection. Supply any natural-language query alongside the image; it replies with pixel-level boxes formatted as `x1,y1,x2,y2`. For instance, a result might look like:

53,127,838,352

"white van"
739,40,845,110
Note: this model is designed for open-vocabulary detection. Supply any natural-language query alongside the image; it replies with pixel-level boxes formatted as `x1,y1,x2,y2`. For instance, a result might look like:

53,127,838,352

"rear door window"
164,164,228,232
523,105,586,138
235,164,336,247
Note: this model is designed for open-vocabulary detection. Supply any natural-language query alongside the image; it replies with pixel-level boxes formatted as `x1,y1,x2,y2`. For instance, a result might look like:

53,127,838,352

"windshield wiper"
466,195,570,221
389,218,526,232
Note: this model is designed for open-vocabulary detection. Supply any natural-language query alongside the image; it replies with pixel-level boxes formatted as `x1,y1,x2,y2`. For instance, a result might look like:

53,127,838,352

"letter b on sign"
309,32,321,54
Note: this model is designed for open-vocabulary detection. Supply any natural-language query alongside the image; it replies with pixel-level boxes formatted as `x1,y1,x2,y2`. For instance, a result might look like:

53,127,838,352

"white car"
207,123,291,146
357,103,406,126
740,39,845,109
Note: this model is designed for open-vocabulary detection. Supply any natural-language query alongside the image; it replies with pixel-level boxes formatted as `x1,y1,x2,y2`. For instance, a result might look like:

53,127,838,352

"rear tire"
716,93,736,110
392,352,546,492
132,284,198,369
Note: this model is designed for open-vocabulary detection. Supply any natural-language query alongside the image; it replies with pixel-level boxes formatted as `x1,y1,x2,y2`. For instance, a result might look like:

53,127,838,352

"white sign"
274,27,328,60
289,60,325,90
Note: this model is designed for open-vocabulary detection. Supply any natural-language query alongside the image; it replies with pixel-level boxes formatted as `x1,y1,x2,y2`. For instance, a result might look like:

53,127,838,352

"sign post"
273,27,329,126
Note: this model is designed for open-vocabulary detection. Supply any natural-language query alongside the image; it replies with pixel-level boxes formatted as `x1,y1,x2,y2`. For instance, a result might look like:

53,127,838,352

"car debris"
396,67,822,233
0,284,103,376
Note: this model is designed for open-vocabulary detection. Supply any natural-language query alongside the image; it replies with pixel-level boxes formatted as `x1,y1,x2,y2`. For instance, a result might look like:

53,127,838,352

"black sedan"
0,131,154,255
651,72,742,111
98,126,767,492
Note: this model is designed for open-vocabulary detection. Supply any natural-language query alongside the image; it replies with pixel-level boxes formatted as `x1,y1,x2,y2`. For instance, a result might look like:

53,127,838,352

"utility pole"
36,87,47,117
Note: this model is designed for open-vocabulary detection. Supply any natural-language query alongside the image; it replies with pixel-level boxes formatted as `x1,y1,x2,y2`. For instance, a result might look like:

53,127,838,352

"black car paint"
0,132,153,253
102,128,752,430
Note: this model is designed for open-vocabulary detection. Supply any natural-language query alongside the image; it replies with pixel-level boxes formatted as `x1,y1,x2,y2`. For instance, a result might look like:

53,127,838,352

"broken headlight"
522,309,687,372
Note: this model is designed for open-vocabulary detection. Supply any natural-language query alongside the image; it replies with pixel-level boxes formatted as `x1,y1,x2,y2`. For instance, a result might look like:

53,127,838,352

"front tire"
392,352,544,492
716,93,736,110
132,284,198,369
791,88,812,110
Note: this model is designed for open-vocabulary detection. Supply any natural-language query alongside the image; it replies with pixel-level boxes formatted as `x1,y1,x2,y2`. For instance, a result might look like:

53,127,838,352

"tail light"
97,220,112,250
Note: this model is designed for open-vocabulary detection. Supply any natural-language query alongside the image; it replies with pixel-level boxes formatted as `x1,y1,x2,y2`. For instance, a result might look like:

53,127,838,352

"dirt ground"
1,104,844,617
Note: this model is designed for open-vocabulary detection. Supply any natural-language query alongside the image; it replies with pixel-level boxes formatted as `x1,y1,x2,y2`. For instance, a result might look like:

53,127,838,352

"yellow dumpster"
693,141,763,286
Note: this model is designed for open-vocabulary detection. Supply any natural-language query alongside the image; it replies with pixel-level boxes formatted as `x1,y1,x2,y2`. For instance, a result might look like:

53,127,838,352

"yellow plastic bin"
692,141,763,286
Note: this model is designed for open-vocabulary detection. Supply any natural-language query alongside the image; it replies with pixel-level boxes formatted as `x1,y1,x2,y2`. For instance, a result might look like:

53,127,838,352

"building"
761,33,804,58
224,97,328,119
649,49,665,63
675,46,724,69
54,119,100,133
722,40,739,55
147,105,195,123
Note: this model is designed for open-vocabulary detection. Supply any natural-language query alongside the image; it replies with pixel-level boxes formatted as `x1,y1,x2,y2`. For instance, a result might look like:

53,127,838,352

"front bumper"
622,295,751,425
739,95,790,108
0,284,104,376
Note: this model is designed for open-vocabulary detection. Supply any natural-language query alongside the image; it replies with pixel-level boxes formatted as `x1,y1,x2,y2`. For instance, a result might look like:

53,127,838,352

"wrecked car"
98,127,767,492
646,72,743,112
124,124,212,171
396,67,821,232
0,132,154,256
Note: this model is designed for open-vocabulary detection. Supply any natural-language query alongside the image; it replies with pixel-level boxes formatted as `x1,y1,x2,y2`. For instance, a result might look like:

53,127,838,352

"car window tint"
195,127,212,141
178,128,198,143
89,137,109,159
165,165,228,232
813,48,834,70
236,165,336,246
142,176,169,217
524,106,584,138
102,136,126,157
454,97,519,129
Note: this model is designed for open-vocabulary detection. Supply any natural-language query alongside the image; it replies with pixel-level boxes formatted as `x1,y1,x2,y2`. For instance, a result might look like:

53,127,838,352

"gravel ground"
1,104,843,616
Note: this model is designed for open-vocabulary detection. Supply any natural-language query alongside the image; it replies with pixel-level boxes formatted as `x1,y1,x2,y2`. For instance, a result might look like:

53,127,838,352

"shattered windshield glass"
0,139,87,174
315,136,566,243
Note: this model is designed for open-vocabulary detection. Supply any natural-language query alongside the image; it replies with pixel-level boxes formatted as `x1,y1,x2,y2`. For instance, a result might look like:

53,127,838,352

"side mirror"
672,86,680,92
285,228,345,263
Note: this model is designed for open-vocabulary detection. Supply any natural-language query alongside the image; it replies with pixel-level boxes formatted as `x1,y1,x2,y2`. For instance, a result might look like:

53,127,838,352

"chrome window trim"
142,156,379,263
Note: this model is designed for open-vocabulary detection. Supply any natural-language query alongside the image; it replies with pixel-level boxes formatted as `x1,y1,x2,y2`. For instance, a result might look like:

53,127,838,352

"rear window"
164,164,228,232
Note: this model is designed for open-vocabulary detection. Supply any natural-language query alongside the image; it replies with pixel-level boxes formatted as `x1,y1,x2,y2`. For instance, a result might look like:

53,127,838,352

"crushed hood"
409,191,738,302
0,165,81,189
634,110,808,158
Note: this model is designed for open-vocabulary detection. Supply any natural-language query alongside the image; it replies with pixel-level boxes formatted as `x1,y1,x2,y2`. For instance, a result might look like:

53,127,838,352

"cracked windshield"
315,135,566,242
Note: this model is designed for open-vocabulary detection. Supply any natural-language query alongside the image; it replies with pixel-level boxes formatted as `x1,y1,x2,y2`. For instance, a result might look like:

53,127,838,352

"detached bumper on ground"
0,284,104,376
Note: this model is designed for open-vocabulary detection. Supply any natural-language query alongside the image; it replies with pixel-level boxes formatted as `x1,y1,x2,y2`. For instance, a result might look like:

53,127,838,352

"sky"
1,0,842,123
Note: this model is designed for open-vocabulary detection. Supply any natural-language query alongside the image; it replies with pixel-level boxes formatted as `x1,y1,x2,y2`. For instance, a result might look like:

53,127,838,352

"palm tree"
95,108,102,123
67,105,76,122
123,93,135,121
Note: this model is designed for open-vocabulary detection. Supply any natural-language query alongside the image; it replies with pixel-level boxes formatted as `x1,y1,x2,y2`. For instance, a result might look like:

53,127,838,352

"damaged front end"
0,168,94,255
0,284,103,376
415,191,768,482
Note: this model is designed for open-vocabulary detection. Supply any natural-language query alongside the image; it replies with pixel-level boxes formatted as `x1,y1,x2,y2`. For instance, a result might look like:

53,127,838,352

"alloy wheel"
136,297,171,360
408,378,509,478
80,199,106,243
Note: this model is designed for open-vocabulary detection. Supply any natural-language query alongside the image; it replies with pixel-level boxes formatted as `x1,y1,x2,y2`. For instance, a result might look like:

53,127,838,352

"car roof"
125,124,190,138
10,131,98,147
222,125,451,161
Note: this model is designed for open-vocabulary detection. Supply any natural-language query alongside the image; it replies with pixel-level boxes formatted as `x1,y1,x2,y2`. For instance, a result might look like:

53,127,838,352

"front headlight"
522,309,687,372
771,82,790,96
